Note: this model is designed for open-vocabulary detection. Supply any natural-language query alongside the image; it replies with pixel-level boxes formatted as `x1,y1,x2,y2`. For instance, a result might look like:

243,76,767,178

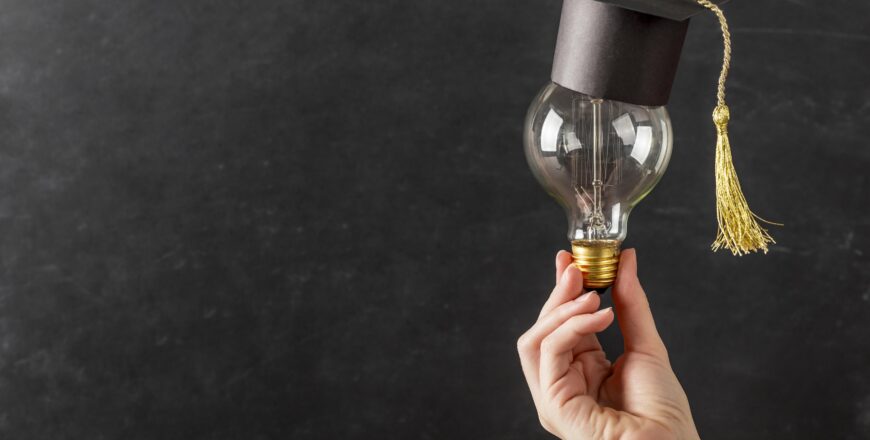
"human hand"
517,249,699,440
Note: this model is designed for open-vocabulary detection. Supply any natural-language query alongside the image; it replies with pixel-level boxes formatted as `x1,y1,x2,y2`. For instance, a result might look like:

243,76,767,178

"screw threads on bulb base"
571,240,621,290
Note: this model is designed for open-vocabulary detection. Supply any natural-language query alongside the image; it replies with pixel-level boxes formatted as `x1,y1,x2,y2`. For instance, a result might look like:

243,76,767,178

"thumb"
612,249,668,359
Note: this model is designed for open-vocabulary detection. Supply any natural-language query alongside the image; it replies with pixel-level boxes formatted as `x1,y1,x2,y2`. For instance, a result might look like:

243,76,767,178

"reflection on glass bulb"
524,82,673,289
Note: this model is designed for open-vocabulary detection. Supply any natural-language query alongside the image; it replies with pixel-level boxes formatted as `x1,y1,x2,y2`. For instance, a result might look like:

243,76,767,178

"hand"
517,249,699,440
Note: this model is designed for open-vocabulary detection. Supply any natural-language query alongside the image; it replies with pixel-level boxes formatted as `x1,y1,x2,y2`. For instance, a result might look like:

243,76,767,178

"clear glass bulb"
524,82,673,289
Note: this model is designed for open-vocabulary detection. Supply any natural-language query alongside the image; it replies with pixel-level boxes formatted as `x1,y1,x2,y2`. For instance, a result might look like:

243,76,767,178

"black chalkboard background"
0,0,868,439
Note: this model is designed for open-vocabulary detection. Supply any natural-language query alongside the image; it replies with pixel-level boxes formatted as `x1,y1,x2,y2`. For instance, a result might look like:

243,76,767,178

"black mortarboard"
552,0,729,106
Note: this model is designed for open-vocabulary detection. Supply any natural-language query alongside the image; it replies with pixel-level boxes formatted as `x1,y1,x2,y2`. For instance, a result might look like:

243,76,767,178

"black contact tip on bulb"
591,287,610,295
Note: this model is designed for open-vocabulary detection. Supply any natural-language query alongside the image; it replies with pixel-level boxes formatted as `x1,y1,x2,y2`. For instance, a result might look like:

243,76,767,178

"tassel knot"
713,104,730,127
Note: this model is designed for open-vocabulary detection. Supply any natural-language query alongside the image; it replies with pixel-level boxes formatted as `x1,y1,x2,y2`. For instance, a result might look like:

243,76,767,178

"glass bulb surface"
524,82,673,288
524,82,673,243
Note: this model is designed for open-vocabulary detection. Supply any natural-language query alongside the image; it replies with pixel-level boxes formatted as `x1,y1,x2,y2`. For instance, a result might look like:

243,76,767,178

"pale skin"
517,249,700,440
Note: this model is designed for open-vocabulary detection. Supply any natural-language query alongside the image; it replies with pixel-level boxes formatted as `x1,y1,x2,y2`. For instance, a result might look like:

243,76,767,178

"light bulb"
524,82,673,289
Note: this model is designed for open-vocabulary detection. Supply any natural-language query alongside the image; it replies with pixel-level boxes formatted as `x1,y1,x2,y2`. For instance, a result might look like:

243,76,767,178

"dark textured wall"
0,0,867,438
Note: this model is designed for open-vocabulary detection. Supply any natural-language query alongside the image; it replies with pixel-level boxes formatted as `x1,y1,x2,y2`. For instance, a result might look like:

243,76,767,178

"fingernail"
574,292,593,302
561,264,577,282
595,307,612,315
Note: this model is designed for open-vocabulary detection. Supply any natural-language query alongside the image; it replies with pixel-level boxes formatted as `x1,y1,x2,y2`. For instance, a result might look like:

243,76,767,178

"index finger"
555,250,573,284
539,262,585,319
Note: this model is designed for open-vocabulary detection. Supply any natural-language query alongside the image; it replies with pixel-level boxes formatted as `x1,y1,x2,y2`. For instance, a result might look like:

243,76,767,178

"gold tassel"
696,0,778,255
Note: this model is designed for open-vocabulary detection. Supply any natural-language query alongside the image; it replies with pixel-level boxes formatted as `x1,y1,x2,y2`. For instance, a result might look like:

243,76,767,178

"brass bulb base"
571,240,621,290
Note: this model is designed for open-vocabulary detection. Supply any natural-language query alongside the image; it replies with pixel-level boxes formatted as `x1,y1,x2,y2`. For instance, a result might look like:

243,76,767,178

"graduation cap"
529,0,777,267
552,0,729,106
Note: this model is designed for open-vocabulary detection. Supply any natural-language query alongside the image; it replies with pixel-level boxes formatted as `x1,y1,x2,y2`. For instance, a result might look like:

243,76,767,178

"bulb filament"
587,98,607,238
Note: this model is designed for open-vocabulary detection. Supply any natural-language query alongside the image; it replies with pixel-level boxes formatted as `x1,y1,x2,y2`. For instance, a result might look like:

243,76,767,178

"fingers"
517,251,596,412
520,292,600,358
555,250,573,284
611,249,668,359
518,291,600,403
539,308,614,392
539,263,585,319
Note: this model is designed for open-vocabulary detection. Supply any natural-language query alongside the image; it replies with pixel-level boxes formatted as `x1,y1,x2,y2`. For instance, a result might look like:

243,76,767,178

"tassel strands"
696,0,778,255
710,104,775,255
